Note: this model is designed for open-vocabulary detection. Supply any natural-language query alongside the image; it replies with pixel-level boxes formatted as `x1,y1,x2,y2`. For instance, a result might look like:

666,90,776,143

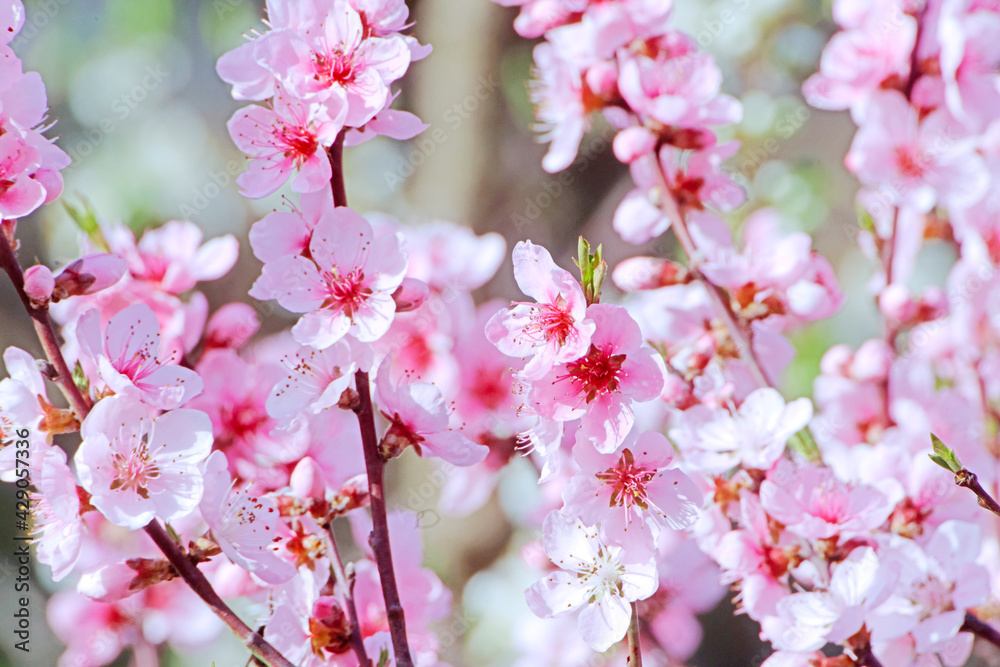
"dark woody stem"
144,522,294,667
0,224,91,418
327,134,415,667
2,222,295,667
326,522,372,667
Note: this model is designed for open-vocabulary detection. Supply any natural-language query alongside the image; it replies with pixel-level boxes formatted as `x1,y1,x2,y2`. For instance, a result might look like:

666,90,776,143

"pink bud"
392,277,430,313
612,256,689,291
335,474,369,512
820,344,853,377
850,340,893,382
77,562,141,602
52,254,126,301
878,283,915,322
290,456,326,500
585,61,618,99
205,302,260,349
23,264,54,305
916,287,948,322
613,126,657,164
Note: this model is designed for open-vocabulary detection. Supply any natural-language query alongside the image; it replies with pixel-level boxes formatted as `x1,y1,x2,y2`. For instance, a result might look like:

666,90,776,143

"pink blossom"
402,220,506,293
768,547,897,652
22,264,53,304
486,240,594,380
51,254,128,301
928,1,1000,132
531,42,593,173
714,491,795,620
531,303,667,453
199,451,296,584
668,388,812,473
75,395,213,529
617,31,742,134
700,208,844,323
374,367,489,466
0,130,45,218
525,510,658,652
248,186,334,301
228,90,346,198
845,90,988,213
267,337,372,429
493,0,588,38
265,206,407,347
253,4,412,127
562,431,702,553
802,2,916,116
1,1,24,44
203,302,261,350
78,303,203,409
32,447,84,581
188,347,308,489
760,459,893,540
874,521,989,657
105,220,239,295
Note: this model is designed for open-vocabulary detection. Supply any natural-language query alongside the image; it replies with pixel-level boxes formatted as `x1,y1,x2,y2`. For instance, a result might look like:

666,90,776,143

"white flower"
525,511,658,651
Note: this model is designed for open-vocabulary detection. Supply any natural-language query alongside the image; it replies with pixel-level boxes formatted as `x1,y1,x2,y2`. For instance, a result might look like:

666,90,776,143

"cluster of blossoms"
2,1,515,666
7,0,1000,665
485,0,1000,665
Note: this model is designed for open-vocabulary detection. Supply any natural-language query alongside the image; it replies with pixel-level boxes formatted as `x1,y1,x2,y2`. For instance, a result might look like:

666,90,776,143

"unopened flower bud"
23,265,54,307
51,254,126,301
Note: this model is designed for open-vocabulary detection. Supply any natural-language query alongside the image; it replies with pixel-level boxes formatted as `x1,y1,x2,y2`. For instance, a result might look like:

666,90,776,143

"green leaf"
856,205,875,234
377,648,391,667
165,523,184,546
929,433,963,473
62,199,109,252
72,360,90,397
575,236,606,305
787,426,821,462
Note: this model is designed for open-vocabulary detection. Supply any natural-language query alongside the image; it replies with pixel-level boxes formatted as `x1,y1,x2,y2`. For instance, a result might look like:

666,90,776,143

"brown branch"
627,601,643,666
328,132,348,209
326,521,372,667
962,612,1000,650
645,154,774,389
352,370,414,667
325,124,414,667
854,644,884,667
0,224,92,418
144,521,294,667
955,469,1000,519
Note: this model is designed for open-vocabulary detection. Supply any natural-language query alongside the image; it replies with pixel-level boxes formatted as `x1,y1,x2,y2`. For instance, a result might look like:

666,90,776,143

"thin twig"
2,222,295,667
627,601,643,666
324,135,414,666
955,469,1000,519
645,153,773,389
962,612,1000,650
326,521,372,667
0,225,91,418
853,644,884,667
352,371,415,667
144,521,294,667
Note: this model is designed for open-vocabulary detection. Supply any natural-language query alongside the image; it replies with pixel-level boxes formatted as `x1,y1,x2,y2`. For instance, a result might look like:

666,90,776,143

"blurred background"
0,0,950,665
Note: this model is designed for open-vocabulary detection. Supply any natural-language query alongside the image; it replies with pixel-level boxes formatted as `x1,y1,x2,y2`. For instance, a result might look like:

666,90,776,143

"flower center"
595,448,656,515
896,146,926,179
110,434,160,499
564,344,627,402
313,48,358,87
276,124,319,164
322,268,371,317
527,296,576,345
